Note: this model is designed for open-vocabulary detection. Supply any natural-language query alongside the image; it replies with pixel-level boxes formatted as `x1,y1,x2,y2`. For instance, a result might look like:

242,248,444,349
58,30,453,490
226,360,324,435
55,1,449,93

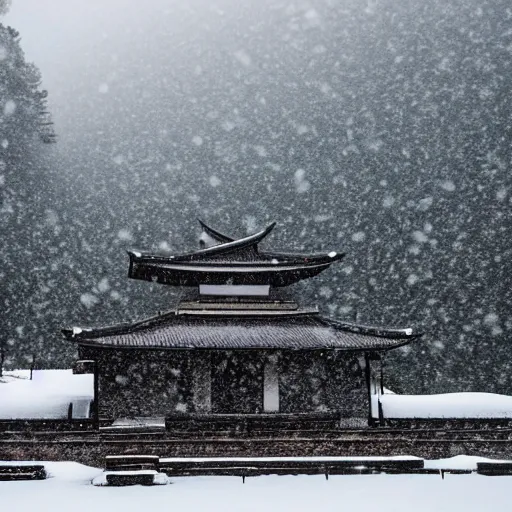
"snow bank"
0,370,93,419
424,455,504,471
379,392,512,419
3,460,512,512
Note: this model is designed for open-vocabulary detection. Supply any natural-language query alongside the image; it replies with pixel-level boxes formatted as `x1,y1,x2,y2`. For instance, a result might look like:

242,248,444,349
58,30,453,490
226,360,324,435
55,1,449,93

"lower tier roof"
63,311,420,352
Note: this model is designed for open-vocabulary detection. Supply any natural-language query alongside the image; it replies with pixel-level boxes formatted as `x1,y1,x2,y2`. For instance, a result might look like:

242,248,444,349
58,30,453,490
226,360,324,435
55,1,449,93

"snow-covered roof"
127,220,346,288
63,311,419,351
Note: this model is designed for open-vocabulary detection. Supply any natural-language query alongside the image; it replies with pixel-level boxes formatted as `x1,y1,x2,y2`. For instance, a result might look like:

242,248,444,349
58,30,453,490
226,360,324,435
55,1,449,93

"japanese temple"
64,220,420,429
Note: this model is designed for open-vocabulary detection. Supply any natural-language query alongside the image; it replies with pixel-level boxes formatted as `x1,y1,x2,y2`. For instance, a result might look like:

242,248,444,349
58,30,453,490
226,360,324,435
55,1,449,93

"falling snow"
0,0,511,399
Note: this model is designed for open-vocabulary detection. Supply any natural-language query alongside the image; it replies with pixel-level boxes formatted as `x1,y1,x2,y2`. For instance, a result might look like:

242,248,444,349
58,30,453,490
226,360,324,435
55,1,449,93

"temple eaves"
127,221,344,291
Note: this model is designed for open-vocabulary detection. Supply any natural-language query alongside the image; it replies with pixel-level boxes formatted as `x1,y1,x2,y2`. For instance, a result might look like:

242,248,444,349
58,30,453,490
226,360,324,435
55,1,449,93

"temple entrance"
211,352,264,413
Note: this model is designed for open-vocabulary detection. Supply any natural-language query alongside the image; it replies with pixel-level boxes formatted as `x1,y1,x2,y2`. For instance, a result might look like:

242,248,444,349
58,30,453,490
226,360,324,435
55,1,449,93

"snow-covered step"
105,454,160,472
158,455,424,477
101,417,165,432
93,470,169,486
477,462,512,476
0,464,47,481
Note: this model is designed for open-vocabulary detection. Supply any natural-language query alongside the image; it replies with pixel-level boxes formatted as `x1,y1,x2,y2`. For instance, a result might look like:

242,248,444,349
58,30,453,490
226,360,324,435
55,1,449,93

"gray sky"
7,1,119,71
4,0,207,73
4,0,193,134
6,1,115,118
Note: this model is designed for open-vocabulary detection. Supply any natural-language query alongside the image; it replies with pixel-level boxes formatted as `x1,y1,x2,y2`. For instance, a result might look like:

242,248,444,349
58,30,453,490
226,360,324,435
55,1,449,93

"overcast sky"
3,0,512,392
4,0,187,127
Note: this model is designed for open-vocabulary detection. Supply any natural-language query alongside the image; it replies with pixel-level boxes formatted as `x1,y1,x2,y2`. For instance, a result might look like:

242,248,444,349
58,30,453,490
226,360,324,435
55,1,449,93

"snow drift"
379,392,512,419
0,370,93,419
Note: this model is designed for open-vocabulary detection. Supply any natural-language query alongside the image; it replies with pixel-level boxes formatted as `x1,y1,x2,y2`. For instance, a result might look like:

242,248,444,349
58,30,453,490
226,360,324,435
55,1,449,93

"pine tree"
0,1,11,17
0,16,58,368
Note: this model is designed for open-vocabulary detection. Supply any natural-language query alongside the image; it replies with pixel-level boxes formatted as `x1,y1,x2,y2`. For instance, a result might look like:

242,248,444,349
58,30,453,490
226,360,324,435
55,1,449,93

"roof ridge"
322,317,422,339
62,309,179,340
171,222,276,261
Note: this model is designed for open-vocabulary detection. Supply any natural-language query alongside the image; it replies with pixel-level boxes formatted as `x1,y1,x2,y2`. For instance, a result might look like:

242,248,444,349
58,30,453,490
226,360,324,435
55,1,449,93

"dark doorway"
211,351,264,413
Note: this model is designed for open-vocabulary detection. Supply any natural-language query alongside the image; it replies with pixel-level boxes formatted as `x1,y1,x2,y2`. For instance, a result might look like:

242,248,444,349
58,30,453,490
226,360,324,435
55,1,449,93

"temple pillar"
365,352,384,426
263,353,280,412
192,352,211,412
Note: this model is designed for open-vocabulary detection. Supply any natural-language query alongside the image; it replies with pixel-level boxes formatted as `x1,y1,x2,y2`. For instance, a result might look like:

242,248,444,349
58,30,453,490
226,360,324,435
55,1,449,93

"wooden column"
365,352,384,427
263,353,280,412
72,359,98,428
192,352,211,413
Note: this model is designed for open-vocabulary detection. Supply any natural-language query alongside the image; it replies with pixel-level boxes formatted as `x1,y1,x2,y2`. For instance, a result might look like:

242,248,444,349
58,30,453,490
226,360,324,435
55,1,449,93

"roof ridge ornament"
197,218,235,244
191,221,276,258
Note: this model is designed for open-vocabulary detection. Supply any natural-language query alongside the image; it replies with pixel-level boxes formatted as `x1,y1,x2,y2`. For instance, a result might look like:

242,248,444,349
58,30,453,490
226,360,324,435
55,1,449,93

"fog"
1,0,511,394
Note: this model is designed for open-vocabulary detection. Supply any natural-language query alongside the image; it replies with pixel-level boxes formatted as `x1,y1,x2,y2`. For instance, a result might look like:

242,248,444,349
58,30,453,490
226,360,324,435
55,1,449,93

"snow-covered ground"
1,457,511,512
0,370,93,419
378,392,512,418
4,369,512,421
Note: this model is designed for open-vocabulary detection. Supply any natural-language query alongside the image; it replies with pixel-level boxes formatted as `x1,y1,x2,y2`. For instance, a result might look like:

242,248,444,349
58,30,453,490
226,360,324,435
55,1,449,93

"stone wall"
78,347,369,419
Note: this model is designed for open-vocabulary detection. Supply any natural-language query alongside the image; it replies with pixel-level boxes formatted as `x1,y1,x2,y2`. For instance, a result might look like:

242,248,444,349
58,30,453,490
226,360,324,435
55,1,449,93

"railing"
164,412,344,434
0,418,96,432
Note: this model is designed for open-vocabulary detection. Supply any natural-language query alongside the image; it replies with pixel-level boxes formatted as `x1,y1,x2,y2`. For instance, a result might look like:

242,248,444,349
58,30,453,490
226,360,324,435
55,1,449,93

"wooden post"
365,352,385,427
93,360,99,430
30,353,36,380
192,352,211,413
380,354,385,395
0,345,5,377
379,353,385,426
263,352,279,412
364,352,374,427
72,360,98,428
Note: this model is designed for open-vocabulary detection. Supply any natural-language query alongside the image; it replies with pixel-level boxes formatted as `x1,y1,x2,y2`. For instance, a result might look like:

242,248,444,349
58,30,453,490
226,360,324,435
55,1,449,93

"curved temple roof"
127,221,345,288
63,311,421,352
65,220,423,354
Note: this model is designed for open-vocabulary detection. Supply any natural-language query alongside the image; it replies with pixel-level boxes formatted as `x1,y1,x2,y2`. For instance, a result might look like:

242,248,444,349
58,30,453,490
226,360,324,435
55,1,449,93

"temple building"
64,221,420,428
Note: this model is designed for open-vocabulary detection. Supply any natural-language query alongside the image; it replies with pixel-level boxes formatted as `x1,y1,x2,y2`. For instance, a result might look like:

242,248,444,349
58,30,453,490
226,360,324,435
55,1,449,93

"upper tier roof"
63,310,420,352
127,220,344,289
